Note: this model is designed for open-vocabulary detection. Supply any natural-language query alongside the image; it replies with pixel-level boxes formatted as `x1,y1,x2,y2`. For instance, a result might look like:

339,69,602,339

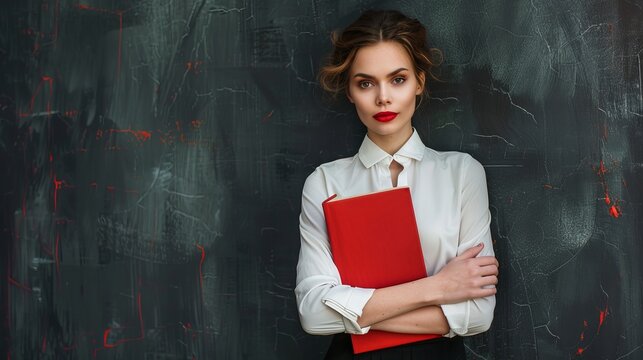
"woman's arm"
439,155,497,336
356,243,497,329
371,306,449,334
296,168,375,335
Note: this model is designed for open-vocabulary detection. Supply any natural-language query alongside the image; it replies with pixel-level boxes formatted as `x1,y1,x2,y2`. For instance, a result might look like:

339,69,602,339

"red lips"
373,111,398,122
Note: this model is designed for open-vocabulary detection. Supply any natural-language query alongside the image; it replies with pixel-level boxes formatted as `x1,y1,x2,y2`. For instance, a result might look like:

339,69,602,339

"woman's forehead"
350,41,414,77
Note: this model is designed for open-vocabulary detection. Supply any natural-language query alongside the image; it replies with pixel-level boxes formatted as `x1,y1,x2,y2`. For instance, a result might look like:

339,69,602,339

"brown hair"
318,10,443,105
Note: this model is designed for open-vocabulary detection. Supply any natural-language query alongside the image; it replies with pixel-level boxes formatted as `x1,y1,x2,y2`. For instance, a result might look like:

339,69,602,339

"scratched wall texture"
0,0,641,359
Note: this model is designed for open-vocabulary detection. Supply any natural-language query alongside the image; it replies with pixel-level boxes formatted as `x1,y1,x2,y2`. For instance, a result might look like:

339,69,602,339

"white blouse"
295,128,495,338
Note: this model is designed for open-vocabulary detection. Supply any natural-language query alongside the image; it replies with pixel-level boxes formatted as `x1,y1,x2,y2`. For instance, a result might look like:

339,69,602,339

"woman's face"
346,41,424,143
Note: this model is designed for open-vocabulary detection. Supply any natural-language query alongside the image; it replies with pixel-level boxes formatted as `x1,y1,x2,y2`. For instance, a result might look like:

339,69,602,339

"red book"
322,186,441,354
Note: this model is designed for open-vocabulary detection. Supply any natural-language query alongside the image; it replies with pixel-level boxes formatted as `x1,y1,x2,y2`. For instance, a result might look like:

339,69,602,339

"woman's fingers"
434,250,499,303
472,286,497,298
478,264,499,277
470,256,498,267
456,243,484,260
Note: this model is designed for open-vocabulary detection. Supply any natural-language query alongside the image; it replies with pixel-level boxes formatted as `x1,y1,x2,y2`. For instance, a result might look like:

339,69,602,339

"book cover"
322,187,441,354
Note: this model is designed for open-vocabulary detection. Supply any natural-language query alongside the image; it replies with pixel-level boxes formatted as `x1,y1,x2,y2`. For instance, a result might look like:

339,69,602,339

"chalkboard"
1,1,641,359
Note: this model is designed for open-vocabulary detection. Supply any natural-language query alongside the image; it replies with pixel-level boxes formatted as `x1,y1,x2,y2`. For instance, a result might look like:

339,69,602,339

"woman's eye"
393,77,406,85
359,81,372,89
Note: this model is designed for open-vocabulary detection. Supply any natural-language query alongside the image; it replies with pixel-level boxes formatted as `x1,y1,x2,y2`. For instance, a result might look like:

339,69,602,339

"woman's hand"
432,243,498,304
356,243,497,328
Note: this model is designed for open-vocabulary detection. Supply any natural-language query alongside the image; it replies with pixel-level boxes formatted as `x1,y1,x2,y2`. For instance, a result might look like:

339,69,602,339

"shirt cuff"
440,301,471,337
322,285,375,334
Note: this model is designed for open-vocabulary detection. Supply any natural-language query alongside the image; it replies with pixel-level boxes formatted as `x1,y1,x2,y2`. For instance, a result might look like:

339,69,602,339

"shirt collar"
358,128,426,168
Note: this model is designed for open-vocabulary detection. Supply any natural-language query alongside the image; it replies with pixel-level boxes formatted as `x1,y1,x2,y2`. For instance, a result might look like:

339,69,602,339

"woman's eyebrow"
352,67,408,79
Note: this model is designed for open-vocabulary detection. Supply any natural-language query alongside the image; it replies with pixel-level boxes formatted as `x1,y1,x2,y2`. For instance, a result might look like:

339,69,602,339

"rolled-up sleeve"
295,169,375,335
440,156,496,337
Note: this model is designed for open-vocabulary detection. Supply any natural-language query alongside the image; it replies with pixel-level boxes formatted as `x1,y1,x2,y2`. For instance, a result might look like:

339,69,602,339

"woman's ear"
346,88,354,103
416,71,426,95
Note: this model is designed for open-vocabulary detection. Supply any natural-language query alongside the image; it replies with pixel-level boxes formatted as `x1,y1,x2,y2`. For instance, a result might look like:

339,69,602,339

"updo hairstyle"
317,9,443,105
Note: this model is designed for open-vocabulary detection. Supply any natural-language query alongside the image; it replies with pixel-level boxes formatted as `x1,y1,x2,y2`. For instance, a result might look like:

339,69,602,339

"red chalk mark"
19,76,53,118
581,320,587,340
92,125,210,147
107,129,152,142
543,184,553,189
182,322,193,333
593,161,623,219
53,175,63,212
596,160,607,176
575,320,589,356
103,292,145,348
175,121,187,142
63,109,79,118
97,128,152,143
41,334,47,353
7,276,32,293
597,305,608,334
261,110,275,123
196,244,206,292
575,301,610,356
185,61,203,74
51,174,76,211
75,4,124,78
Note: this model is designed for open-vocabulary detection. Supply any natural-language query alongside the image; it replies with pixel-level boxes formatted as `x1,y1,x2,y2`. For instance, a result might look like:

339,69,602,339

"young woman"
295,10,498,359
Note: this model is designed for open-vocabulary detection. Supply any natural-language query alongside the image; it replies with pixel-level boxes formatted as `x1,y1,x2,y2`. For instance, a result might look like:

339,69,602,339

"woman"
295,9,498,359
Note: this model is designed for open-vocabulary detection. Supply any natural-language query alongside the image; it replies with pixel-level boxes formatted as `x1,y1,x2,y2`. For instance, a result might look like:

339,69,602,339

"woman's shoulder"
423,147,480,168
312,154,359,175
302,155,359,188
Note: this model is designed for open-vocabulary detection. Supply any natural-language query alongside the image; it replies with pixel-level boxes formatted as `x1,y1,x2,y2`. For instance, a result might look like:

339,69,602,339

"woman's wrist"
370,305,450,334
417,275,445,306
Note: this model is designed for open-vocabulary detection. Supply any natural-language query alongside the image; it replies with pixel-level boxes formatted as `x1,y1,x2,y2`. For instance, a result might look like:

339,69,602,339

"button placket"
399,157,410,187
379,157,393,189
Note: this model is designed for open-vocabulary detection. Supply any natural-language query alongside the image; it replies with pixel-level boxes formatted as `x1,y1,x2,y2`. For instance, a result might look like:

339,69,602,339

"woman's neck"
366,126,414,155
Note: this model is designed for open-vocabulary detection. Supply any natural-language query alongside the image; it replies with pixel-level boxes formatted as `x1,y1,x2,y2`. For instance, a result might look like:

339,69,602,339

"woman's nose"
376,85,392,106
